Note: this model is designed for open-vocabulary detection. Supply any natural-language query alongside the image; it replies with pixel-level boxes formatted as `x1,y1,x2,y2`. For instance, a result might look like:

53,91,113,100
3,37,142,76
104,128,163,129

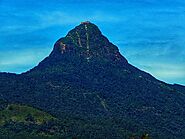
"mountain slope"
0,22,185,138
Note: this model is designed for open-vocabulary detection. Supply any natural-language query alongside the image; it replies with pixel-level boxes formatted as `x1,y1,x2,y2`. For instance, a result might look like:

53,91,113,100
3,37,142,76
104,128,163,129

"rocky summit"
0,22,185,139
51,22,126,63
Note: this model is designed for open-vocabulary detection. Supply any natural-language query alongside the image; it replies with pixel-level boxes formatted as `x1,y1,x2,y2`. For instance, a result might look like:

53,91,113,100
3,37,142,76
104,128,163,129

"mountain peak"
50,22,128,64
66,21,102,41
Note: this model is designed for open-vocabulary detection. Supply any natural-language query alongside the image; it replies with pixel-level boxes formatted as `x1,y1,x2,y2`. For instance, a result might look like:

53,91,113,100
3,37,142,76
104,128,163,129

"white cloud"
0,47,52,73
133,62,185,85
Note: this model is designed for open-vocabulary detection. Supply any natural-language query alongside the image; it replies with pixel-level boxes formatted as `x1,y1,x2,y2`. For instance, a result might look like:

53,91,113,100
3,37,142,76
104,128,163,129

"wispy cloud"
0,47,52,73
141,63,185,77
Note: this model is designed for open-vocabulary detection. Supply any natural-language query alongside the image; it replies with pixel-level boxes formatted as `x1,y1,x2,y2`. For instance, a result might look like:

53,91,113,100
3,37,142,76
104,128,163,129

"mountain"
0,22,185,139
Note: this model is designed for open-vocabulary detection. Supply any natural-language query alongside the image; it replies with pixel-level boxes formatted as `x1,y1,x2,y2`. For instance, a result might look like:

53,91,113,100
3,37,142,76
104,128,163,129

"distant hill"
0,22,185,138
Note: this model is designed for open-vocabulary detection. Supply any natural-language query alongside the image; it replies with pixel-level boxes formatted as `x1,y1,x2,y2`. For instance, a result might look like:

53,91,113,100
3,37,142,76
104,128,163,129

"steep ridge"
0,22,185,138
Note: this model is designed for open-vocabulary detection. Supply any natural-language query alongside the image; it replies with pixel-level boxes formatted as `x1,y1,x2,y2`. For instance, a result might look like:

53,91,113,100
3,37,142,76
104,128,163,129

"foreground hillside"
0,99,150,139
0,22,185,138
0,99,59,138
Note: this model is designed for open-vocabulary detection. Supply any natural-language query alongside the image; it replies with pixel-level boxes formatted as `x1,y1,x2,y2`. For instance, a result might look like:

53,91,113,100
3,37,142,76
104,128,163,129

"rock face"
0,22,185,138
51,22,127,63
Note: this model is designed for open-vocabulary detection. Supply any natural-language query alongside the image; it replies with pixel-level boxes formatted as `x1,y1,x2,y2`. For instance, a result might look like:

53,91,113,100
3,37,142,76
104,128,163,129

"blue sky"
0,0,185,85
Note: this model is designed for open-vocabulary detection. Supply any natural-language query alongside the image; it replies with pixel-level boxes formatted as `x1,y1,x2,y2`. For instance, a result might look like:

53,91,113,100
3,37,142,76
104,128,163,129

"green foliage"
0,104,55,125
141,133,150,139
0,102,61,138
